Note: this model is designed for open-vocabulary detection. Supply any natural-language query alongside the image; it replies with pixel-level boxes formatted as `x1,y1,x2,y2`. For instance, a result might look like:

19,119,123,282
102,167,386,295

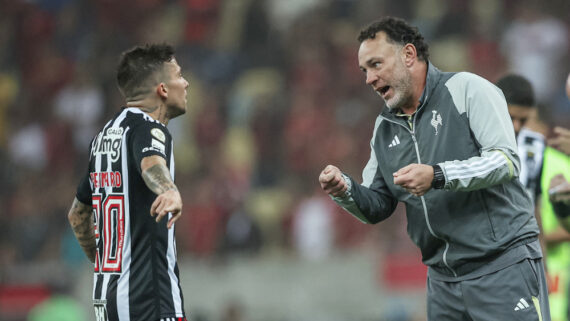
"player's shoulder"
122,108,167,130
122,108,171,142
122,108,161,124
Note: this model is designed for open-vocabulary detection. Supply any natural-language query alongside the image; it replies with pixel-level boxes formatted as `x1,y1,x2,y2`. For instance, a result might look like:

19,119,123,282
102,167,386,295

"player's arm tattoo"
68,198,96,263
142,163,178,195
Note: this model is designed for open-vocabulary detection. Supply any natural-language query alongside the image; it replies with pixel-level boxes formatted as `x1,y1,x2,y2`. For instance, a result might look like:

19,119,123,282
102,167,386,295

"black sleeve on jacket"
333,174,398,224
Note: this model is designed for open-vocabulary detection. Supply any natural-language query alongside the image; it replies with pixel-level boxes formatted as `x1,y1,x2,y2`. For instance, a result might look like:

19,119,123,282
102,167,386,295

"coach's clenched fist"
319,165,348,197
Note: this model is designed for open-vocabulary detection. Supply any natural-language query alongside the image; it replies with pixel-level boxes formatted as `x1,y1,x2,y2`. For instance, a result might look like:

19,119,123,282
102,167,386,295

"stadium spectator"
292,188,335,260
501,0,568,106
53,67,104,154
319,16,550,320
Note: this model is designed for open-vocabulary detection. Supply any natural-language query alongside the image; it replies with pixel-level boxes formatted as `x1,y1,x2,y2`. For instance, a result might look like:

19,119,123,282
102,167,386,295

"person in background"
541,126,570,321
495,74,546,232
547,73,570,236
496,75,544,201
319,16,550,320
496,74,569,321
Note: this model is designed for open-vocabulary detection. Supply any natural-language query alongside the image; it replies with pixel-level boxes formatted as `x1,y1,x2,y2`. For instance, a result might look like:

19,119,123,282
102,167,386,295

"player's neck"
126,100,170,125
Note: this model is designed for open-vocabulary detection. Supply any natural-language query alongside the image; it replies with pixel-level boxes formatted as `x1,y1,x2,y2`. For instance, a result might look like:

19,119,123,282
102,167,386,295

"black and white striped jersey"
76,107,185,321
517,127,545,204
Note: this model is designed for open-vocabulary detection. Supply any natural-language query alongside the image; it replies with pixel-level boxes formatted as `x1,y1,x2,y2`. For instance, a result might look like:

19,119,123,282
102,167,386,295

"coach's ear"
157,83,168,99
402,43,417,67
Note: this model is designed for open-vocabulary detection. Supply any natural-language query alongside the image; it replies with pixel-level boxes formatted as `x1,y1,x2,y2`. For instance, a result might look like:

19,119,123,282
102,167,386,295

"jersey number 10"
92,194,125,273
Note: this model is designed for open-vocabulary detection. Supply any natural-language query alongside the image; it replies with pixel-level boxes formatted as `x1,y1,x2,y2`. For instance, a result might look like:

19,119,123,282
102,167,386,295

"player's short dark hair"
358,17,429,62
495,74,535,108
117,44,175,99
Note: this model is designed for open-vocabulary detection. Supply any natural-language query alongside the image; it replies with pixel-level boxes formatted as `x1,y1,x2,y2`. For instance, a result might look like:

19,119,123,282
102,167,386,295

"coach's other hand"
319,165,348,197
394,163,433,197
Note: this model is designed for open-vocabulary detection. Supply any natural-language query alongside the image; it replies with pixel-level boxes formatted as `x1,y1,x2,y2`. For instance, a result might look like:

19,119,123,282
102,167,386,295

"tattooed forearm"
142,163,178,195
68,198,97,263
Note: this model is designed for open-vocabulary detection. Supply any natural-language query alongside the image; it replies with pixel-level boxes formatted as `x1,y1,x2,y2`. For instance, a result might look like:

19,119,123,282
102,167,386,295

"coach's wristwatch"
431,164,445,189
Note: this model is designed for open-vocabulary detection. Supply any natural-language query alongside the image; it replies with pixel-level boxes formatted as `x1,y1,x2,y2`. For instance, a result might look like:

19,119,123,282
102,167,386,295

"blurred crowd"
0,0,569,319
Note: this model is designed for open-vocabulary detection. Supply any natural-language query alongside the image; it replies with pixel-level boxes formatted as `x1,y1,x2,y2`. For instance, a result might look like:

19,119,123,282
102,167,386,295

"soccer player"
67,44,189,321
497,74,570,321
319,17,551,320
496,74,544,205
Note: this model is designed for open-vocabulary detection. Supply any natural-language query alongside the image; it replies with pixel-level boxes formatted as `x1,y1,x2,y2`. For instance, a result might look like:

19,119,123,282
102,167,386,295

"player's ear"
156,83,168,99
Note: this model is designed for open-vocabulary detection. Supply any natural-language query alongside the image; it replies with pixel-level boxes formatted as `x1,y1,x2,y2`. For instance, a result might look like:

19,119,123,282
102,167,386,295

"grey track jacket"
334,63,539,278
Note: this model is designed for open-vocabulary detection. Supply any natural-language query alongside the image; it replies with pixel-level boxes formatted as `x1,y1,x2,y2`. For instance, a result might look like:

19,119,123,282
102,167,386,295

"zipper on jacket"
410,130,457,277
381,114,458,276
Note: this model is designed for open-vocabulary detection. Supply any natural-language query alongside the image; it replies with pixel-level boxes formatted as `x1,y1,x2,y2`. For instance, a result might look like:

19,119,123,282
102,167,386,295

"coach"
319,17,550,321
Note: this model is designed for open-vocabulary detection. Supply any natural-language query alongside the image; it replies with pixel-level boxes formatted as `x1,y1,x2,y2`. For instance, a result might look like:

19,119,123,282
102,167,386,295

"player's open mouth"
379,85,390,96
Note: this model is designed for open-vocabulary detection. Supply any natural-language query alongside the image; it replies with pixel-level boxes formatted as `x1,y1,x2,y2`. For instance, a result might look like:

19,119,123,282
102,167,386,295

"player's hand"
548,127,570,156
393,163,433,196
150,189,183,229
319,165,348,197
549,174,570,203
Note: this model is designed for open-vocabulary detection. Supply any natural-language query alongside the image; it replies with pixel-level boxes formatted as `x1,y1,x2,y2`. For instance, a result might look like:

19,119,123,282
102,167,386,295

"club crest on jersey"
431,110,443,135
151,128,166,142
91,127,123,162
